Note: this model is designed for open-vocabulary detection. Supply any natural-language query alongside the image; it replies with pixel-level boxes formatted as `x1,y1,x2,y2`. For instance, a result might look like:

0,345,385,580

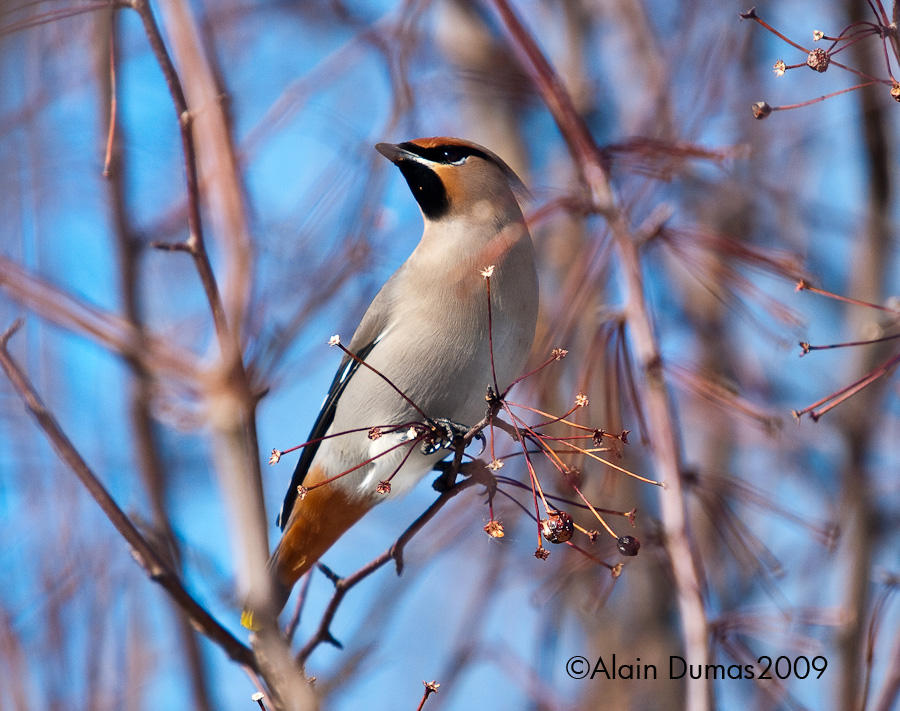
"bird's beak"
375,142,420,165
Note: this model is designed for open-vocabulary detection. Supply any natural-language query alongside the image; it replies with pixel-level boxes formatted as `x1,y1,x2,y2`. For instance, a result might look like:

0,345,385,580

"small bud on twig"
268,449,282,465
328,334,341,346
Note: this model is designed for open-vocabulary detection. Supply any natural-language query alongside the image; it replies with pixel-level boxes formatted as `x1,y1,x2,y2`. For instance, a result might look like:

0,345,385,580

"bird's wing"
276,282,396,530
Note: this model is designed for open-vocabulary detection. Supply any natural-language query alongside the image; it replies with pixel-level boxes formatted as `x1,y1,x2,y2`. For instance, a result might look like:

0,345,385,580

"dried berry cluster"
742,5,900,118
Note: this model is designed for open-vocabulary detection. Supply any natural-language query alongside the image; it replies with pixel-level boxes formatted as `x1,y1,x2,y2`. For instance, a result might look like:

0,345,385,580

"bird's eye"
441,147,467,165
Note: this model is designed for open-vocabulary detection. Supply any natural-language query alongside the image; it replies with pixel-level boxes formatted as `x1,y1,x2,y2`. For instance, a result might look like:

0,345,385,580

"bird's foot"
424,418,487,491
420,417,474,455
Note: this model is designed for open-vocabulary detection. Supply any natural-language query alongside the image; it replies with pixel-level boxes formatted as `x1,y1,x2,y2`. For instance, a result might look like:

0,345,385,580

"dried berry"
617,535,641,556
806,48,829,72
751,101,772,120
540,509,575,544
483,520,505,538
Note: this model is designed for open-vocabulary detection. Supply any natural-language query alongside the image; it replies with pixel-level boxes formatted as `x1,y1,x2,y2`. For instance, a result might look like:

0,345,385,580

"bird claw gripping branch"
419,417,482,456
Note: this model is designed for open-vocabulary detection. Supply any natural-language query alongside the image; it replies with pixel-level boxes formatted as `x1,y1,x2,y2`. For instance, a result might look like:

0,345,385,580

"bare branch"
0,255,199,382
127,0,231,347
296,470,485,665
0,321,258,674
487,3,712,707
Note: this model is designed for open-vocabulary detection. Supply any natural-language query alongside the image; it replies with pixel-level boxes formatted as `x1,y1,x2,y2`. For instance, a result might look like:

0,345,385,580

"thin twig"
128,0,230,347
102,16,117,178
0,1,123,37
284,571,314,643
793,350,900,420
332,339,431,422
415,681,440,711
483,272,500,396
859,579,897,711
296,473,484,665
796,279,900,314
799,331,900,354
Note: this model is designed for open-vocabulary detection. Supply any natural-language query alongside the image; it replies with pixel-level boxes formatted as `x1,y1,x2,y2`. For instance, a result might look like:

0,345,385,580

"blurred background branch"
0,1,897,710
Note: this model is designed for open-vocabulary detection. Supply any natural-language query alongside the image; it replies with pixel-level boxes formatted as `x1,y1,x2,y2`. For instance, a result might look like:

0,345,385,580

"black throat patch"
395,160,450,220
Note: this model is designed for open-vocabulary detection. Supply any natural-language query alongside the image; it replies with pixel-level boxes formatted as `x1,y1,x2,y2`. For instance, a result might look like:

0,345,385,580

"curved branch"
0,321,258,673
296,469,485,665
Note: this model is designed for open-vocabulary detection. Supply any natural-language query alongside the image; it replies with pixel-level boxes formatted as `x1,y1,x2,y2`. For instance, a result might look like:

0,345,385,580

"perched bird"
244,137,538,627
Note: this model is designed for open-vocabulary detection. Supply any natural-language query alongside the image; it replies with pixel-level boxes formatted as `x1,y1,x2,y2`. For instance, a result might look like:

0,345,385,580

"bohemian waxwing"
244,137,538,627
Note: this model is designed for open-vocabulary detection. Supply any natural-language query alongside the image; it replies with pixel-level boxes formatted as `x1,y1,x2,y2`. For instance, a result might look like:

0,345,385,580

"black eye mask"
397,141,490,165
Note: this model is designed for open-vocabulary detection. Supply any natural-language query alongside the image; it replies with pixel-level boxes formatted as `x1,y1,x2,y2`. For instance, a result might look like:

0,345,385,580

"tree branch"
296,468,486,665
0,320,258,674
127,4,312,706
97,9,213,705
487,2,711,709
0,255,198,382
